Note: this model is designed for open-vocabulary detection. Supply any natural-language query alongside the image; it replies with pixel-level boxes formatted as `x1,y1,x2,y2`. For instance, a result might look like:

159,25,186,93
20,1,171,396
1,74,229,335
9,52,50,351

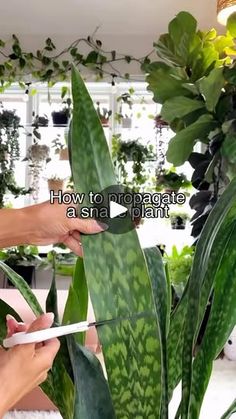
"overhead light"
217,0,236,25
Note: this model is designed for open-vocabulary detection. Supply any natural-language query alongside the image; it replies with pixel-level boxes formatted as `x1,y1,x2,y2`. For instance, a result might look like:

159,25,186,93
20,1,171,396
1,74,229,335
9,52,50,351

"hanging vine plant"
0,33,152,93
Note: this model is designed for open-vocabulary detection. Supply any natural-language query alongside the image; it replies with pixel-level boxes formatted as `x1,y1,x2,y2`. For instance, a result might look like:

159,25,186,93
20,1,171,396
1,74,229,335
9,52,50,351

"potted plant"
116,90,134,128
112,134,155,191
0,245,41,286
154,114,169,130
164,245,194,298
156,167,191,193
47,174,67,193
51,98,72,126
51,133,69,160
169,211,190,230
0,106,30,208
32,113,49,127
96,102,112,126
24,115,51,202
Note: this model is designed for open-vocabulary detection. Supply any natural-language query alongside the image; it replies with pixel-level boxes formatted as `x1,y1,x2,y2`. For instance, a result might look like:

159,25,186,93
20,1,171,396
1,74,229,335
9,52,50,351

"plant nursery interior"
2,0,236,418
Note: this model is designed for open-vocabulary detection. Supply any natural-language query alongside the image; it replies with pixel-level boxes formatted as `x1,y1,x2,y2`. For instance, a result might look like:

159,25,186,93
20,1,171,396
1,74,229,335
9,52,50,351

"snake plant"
0,67,236,419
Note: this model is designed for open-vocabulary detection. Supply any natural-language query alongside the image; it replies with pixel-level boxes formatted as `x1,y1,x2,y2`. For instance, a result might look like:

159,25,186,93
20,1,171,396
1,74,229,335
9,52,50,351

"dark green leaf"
166,114,217,166
0,299,22,344
63,257,88,345
67,336,115,419
221,399,236,419
46,265,59,324
162,96,205,123
198,67,225,112
0,261,43,316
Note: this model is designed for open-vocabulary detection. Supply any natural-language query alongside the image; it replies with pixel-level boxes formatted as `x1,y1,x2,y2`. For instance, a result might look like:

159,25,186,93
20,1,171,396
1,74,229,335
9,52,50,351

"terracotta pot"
100,117,109,127
59,147,69,161
47,179,65,193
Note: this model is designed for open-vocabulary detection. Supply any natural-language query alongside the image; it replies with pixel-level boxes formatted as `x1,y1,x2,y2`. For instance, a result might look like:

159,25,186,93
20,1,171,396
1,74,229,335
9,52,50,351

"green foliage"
0,106,30,207
112,134,155,191
0,245,40,267
70,66,164,417
146,10,236,236
164,246,194,296
156,167,191,191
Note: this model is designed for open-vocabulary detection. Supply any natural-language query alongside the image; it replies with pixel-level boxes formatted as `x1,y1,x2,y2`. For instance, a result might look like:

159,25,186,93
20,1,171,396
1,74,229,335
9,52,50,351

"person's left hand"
21,199,108,256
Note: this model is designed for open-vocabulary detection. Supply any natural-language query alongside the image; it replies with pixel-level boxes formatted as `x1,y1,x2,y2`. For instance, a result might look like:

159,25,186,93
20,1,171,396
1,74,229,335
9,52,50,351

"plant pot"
170,216,187,230
48,179,65,193
51,111,69,126
122,117,132,129
7,265,35,287
100,117,109,127
59,147,69,161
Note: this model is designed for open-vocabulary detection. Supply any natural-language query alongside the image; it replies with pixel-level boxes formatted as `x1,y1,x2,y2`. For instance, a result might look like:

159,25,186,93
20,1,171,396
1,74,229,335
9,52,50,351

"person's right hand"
0,313,60,417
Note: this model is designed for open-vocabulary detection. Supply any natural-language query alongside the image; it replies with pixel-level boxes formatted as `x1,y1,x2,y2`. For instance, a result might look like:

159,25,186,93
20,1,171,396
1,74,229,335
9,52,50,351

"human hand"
21,199,108,256
0,313,60,417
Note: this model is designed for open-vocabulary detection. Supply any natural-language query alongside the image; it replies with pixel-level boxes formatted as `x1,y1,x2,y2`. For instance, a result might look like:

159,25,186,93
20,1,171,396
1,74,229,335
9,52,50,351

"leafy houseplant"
156,167,191,192
52,98,72,126
146,10,236,237
0,245,40,286
116,90,134,128
169,211,190,230
112,134,155,191
0,106,29,208
164,245,194,297
1,67,236,419
96,101,112,126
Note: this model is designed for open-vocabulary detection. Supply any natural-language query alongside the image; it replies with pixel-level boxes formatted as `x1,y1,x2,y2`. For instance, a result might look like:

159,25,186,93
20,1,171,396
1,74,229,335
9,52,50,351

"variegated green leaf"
0,261,43,316
67,335,115,419
63,257,88,345
181,177,236,418
70,66,162,418
221,399,236,419
144,247,169,418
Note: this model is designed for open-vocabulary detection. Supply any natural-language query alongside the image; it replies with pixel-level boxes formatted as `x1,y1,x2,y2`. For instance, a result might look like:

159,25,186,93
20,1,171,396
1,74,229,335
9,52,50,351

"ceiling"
0,0,222,37
0,0,225,76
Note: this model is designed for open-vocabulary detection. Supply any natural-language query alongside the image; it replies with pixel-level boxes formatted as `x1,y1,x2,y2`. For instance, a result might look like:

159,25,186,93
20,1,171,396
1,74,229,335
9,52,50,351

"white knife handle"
3,321,89,348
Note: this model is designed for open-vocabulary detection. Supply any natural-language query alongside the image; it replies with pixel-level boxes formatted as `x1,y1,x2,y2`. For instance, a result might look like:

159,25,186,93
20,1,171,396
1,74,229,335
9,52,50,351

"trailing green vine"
0,32,152,93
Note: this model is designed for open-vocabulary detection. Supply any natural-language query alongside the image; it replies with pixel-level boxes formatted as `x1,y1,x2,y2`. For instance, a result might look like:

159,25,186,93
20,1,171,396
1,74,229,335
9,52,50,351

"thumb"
27,313,55,334
69,218,108,235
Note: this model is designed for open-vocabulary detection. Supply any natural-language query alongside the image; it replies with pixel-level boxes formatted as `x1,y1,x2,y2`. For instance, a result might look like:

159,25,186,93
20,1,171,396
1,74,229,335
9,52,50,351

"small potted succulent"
96,102,112,127
0,245,41,286
52,98,72,126
169,211,190,230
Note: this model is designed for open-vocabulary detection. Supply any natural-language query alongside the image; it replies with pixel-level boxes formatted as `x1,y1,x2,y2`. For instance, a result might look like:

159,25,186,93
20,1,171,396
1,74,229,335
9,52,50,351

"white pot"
122,117,132,129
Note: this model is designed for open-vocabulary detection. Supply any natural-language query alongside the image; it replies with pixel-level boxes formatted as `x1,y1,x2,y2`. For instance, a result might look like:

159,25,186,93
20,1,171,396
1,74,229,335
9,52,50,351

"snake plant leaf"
70,66,162,418
181,177,236,418
63,257,88,345
144,247,169,417
67,336,115,419
0,261,43,316
221,399,236,419
0,299,22,344
46,266,59,324
188,222,236,418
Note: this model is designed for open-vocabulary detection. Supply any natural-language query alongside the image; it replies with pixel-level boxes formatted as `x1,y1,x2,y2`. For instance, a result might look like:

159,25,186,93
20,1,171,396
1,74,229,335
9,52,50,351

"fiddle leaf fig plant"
146,11,236,237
